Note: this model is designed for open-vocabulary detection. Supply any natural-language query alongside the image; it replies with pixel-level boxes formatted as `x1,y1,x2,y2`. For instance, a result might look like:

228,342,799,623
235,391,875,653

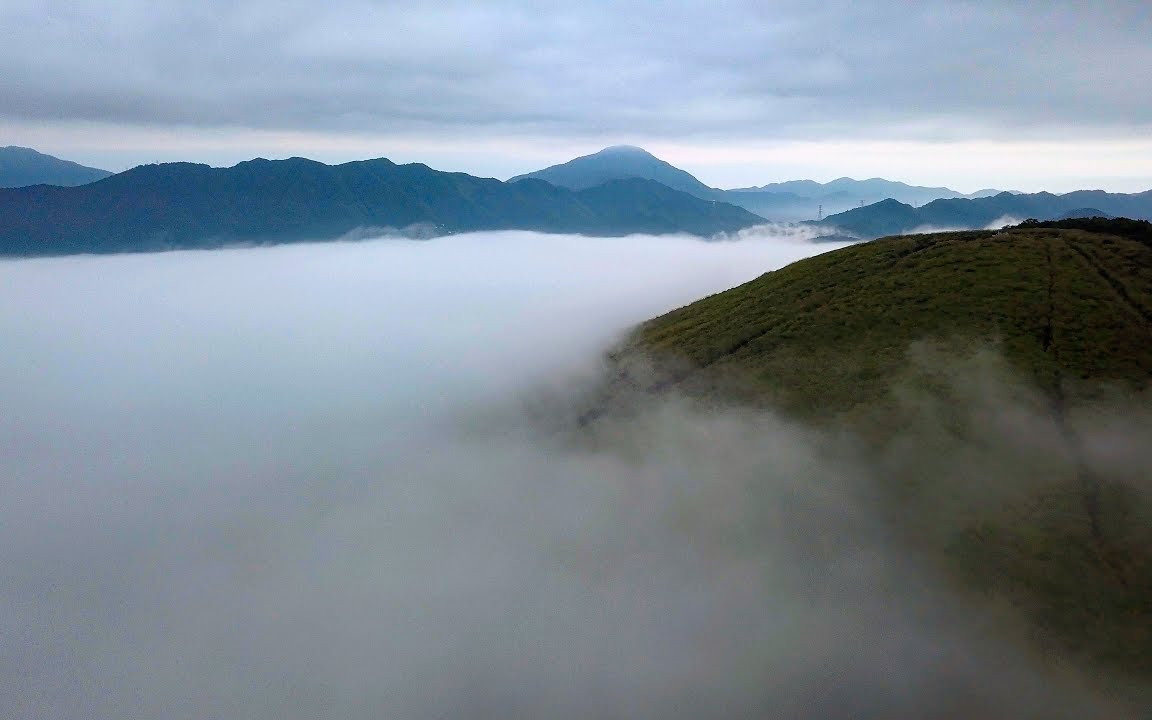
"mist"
0,231,1132,718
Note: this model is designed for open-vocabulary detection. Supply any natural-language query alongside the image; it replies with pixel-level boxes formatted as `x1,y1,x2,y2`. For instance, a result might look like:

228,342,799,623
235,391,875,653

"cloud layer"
0,232,1133,718
2,1,1149,142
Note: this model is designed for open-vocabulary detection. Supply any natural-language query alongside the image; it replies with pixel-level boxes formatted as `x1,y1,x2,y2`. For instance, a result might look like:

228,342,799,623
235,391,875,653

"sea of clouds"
0,230,1130,718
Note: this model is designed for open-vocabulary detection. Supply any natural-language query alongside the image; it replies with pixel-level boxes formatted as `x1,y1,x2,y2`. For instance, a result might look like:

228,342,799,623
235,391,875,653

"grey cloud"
1,0,1149,140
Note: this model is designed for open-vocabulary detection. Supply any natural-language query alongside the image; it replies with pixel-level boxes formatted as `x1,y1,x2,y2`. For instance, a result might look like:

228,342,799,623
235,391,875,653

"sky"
2,0,1152,192
0,231,1131,718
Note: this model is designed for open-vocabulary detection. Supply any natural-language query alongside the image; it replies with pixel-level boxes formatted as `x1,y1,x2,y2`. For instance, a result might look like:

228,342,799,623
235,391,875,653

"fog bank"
0,231,1128,718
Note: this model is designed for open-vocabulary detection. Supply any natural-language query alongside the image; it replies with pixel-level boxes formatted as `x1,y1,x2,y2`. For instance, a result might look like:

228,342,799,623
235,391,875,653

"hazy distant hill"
0,146,112,188
599,219,1152,684
510,145,717,195
734,177,1008,206
0,156,765,256
715,189,822,222
510,147,804,217
1058,207,1115,220
811,198,924,238
819,190,1152,238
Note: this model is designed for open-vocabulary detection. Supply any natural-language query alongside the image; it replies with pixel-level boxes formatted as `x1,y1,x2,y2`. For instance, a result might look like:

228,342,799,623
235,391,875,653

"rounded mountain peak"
599,145,651,155
509,145,712,194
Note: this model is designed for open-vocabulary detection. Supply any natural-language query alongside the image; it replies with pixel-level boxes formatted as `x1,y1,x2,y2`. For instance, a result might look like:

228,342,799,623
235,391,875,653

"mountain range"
732,177,1009,204
0,156,763,256
818,191,1152,238
0,146,113,188
510,146,1012,220
5,143,1152,255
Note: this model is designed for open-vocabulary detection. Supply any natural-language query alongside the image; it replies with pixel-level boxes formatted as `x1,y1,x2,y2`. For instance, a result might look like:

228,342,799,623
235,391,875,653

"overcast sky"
3,0,1151,192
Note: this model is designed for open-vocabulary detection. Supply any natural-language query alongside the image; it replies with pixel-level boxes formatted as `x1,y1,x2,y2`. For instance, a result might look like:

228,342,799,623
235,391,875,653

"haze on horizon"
2,0,1150,193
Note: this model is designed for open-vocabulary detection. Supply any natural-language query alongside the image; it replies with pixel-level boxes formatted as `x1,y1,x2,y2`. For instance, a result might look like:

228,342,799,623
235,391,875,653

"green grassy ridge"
607,224,1152,685
628,226,1152,412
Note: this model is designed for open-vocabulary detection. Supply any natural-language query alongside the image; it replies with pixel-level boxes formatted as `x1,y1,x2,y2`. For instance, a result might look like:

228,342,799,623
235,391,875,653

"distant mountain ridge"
511,147,1011,221
0,146,113,188
0,156,764,256
732,177,1009,205
818,190,1152,238
8,143,1147,253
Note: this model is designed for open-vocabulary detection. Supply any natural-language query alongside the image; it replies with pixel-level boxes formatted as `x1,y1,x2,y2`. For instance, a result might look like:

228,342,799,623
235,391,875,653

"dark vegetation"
1015,216,1152,244
601,222,1152,688
0,146,112,188
0,157,764,256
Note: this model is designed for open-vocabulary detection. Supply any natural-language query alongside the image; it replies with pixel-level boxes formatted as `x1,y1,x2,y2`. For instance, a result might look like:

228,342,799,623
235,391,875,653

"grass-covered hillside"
627,220,1152,413
604,219,1152,688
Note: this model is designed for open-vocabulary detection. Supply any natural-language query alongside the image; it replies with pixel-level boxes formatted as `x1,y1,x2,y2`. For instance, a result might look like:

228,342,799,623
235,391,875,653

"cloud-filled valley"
0,231,1140,718
4,0,1151,715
